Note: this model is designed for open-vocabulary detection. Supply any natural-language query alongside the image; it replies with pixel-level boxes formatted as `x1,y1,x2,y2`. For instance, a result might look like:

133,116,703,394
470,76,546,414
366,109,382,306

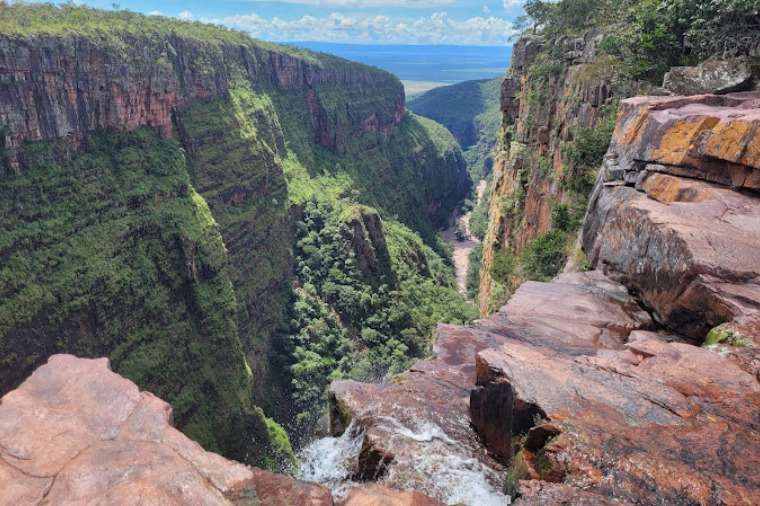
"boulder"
663,58,753,95
0,354,333,506
608,92,760,189
341,485,444,506
474,336,760,505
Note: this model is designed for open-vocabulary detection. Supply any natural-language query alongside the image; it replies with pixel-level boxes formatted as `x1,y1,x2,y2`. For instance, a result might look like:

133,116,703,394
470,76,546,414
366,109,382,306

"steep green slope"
0,4,472,465
0,128,292,468
409,78,502,182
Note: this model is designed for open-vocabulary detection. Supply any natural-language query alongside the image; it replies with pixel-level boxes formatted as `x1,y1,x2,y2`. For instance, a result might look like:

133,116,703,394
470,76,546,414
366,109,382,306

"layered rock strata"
0,33,403,174
584,93,760,341
479,32,633,313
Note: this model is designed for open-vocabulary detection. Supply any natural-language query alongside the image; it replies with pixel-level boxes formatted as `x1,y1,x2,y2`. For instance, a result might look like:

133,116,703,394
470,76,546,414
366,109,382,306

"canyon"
0,3,471,471
2,2,760,506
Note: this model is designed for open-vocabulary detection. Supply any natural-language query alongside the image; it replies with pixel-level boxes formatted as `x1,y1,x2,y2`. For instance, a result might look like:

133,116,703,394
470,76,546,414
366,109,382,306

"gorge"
1,2,760,506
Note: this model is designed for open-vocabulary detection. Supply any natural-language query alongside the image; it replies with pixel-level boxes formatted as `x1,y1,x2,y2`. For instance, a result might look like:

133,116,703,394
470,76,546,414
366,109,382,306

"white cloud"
483,5,491,14
503,0,523,7
245,0,456,7
177,10,194,21
217,11,516,45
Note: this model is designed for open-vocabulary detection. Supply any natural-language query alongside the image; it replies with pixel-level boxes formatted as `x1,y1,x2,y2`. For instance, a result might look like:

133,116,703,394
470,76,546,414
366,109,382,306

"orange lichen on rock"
650,116,720,165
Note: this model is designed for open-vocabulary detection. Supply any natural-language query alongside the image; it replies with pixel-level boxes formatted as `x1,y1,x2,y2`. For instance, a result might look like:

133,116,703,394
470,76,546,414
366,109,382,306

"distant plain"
292,42,511,97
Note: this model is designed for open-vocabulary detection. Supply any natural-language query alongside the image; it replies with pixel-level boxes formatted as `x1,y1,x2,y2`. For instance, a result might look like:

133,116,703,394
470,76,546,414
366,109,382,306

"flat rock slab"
481,271,654,355
475,336,760,505
0,354,334,506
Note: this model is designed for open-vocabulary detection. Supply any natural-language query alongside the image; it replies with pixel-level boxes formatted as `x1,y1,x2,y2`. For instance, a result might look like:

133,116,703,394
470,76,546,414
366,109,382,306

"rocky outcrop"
475,331,760,505
328,270,654,505
343,206,395,284
603,93,760,189
584,93,760,341
329,92,760,505
663,58,754,95
0,31,403,174
330,264,760,505
465,93,760,504
0,355,332,506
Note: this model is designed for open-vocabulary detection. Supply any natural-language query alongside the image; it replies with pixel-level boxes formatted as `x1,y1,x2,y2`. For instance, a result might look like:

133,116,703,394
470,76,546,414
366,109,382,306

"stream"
296,419,508,505
442,179,487,295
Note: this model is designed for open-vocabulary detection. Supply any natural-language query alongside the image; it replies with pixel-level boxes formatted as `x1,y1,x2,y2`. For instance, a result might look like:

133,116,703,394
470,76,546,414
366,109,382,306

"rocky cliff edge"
329,92,760,505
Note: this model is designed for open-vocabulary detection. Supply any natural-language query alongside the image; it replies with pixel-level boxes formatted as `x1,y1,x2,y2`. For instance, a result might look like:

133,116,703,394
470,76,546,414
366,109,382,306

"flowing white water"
374,416,508,506
296,422,365,500
298,416,509,506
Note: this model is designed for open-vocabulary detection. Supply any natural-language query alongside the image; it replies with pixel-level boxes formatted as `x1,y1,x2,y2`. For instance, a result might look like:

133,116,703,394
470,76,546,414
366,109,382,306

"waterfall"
296,422,365,500
297,417,509,506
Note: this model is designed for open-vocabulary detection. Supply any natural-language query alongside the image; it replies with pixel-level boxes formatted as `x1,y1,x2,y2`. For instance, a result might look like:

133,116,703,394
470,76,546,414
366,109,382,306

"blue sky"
56,1,526,45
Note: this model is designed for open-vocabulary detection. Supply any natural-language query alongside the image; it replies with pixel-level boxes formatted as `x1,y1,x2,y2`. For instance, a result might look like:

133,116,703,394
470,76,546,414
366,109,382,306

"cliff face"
0,6,469,467
478,33,638,313
0,31,403,174
408,78,502,181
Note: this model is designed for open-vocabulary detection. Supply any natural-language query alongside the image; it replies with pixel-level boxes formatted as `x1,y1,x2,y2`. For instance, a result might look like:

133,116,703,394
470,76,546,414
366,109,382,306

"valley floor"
443,179,486,295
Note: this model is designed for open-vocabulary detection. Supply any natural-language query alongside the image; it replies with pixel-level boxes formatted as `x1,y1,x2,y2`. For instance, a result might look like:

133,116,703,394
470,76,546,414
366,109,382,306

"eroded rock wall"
0,33,403,174
479,33,639,314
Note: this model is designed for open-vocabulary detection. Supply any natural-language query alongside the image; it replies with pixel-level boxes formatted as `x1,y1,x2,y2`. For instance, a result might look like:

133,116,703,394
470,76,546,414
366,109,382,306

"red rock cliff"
0,32,404,173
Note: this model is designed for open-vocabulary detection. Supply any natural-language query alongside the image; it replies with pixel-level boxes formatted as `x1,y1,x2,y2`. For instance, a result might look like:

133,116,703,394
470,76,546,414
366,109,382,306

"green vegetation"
704,326,751,347
466,245,483,300
0,2,476,464
286,200,476,439
0,2,313,59
521,0,760,83
271,84,467,242
521,230,567,281
0,128,292,468
409,78,502,182
470,179,492,241
504,450,529,498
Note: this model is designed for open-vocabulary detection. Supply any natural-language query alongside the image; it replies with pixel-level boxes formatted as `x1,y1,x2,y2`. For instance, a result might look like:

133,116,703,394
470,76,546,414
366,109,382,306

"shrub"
466,245,483,300
521,230,567,281
492,249,516,282
551,203,571,232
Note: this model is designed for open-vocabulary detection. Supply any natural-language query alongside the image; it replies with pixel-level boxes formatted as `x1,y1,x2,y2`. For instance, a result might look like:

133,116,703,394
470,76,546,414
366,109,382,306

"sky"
53,0,527,46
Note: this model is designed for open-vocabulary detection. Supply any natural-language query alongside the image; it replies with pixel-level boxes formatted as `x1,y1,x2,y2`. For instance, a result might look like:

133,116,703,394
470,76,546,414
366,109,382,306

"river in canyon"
442,179,487,295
